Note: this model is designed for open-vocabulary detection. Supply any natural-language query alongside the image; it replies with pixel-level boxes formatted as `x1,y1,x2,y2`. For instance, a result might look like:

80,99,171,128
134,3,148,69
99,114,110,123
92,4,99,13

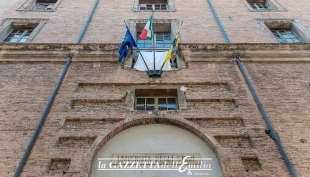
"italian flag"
139,15,153,40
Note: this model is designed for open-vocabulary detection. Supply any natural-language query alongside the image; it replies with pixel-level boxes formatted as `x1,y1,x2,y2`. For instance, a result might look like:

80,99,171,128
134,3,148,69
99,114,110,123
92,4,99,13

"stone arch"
84,114,226,176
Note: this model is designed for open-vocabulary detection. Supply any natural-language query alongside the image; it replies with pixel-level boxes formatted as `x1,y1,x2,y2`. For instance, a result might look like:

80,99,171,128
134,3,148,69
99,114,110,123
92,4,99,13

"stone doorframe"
84,114,227,176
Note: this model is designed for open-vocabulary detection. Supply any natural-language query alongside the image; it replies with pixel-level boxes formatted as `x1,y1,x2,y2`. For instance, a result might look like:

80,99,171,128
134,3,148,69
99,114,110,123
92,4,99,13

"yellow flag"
162,27,181,66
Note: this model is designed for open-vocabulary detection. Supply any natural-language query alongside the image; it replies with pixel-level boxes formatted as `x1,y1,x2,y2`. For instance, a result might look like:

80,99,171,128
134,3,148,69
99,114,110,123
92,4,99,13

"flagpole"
124,21,151,72
151,9,156,72
159,21,183,72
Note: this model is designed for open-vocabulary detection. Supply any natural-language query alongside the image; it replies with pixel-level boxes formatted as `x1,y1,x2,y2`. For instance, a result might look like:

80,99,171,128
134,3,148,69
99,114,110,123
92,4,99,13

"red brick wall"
0,0,309,176
0,62,65,176
2,61,307,176
244,62,310,176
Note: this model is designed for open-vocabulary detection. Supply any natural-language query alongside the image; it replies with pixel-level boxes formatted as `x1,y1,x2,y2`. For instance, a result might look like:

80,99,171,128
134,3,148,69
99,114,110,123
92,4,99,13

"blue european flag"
118,25,137,62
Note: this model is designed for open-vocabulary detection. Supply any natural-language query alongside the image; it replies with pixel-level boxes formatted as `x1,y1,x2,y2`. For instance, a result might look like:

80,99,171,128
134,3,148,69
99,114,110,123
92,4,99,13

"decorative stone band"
1,43,310,62
180,43,310,62
0,43,119,62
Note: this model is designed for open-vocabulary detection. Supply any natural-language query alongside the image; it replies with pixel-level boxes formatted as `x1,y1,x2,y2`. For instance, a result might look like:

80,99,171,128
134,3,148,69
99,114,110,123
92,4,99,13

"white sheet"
133,51,172,71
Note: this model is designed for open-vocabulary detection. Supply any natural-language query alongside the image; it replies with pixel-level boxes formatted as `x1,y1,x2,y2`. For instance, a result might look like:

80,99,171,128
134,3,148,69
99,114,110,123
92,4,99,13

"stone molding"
180,43,310,62
255,18,310,43
17,0,63,11
0,43,119,61
132,0,176,12
0,18,48,43
240,0,286,12
1,43,310,62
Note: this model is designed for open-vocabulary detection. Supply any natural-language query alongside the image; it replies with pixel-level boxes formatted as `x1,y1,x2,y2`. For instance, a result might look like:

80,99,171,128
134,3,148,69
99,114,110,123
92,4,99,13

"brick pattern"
186,117,244,127
71,98,126,108
0,62,65,177
57,137,96,147
64,119,123,129
54,62,288,177
49,158,71,170
214,135,253,148
1,61,301,177
0,0,309,177
186,99,237,108
244,62,310,176
241,156,261,171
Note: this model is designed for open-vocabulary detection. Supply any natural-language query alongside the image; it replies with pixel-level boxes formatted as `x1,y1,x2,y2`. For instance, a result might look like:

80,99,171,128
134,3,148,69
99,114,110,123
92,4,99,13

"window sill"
16,9,56,12
134,109,179,112
133,10,176,12
247,9,287,12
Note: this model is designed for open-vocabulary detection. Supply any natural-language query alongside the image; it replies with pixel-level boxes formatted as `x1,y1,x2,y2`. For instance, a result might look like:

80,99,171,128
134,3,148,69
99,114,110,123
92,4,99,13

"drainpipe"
205,0,298,176
13,57,72,177
14,0,100,176
236,57,298,177
206,0,230,43
77,0,100,44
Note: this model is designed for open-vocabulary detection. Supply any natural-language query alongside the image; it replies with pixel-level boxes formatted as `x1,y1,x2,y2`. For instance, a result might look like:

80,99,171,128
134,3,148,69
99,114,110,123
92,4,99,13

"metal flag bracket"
146,70,163,77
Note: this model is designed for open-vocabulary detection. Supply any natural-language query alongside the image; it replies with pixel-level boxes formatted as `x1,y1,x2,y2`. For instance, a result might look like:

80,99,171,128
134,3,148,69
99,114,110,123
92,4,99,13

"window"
137,32,171,49
136,23,171,50
249,3,269,10
34,1,56,10
135,24,173,68
135,89,178,111
34,0,58,10
0,19,47,43
139,4,168,10
133,0,175,11
255,19,310,43
3,29,34,43
18,0,62,11
136,97,177,110
123,19,186,70
271,29,302,43
242,0,285,11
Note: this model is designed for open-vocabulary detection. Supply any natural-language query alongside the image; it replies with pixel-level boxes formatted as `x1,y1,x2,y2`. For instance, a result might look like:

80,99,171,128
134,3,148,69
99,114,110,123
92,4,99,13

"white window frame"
249,3,269,10
255,19,310,43
271,29,303,43
135,96,178,111
241,0,286,12
136,32,171,50
133,0,175,12
134,32,174,68
18,0,62,11
0,19,48,43
139,4,168,10
2,29,34,43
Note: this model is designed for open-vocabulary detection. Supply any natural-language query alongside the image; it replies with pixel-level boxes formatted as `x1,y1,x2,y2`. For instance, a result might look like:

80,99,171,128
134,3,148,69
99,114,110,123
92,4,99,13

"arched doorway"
90,124,224,177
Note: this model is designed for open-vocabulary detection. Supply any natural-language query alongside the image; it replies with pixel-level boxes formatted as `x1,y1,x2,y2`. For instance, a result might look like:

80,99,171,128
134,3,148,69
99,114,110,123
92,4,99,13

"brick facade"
0,0,309,177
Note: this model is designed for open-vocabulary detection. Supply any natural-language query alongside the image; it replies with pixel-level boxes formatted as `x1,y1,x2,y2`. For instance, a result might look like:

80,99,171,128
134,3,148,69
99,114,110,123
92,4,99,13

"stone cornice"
180,43,310,62
1,43,310,62
0,43,119,61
